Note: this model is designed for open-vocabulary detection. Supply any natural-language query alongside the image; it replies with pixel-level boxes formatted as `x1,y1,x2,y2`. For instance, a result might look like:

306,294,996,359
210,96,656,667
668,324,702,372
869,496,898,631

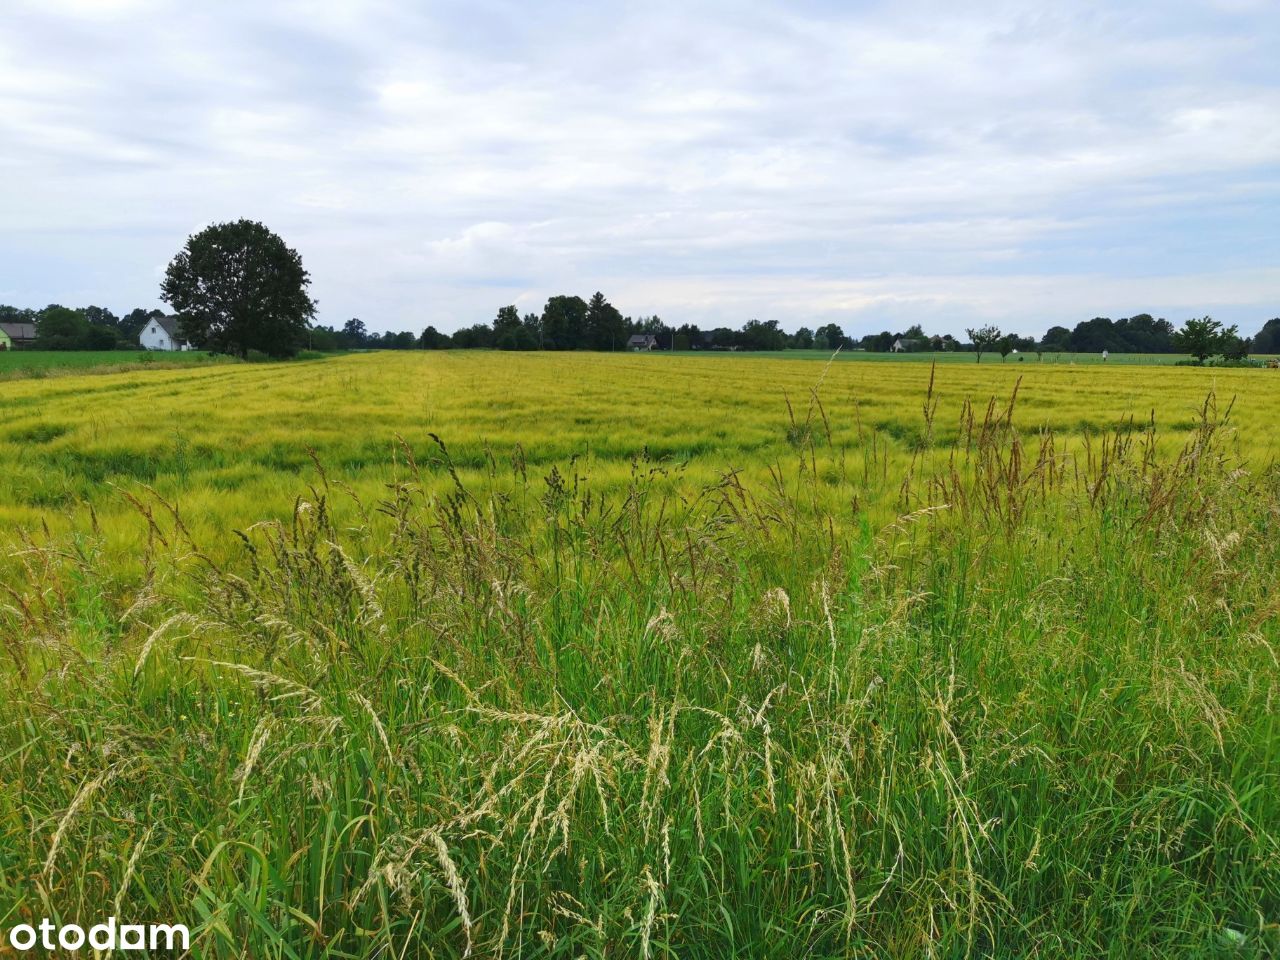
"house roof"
627,334,657,344
0,322,36,340
151,316,182,338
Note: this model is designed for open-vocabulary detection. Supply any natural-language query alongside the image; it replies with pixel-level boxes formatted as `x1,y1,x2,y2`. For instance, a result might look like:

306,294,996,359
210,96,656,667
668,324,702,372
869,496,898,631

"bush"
1179,357,1266,368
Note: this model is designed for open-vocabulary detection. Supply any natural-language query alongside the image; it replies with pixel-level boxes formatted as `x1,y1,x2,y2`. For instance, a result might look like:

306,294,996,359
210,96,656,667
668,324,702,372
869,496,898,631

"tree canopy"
1171,316,1236,363
161,220,315,358
965,325,1002,363
1250,318,1280,354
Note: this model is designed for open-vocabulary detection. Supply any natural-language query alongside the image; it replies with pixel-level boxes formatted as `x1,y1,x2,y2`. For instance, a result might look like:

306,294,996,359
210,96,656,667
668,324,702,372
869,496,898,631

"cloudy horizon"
2,0,1277,337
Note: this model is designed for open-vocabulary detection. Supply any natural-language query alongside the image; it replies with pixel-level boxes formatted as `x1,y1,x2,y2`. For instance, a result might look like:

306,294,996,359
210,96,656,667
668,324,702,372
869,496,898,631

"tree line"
8,298,1280,362
309,297,859,353
325,303,1280,362
10,221,1277,362
0,304,170,350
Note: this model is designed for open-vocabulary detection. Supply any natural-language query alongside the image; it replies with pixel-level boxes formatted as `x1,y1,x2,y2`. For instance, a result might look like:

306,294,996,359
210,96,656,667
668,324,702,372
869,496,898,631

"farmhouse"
627,334,659,351
139,315,191,351
0,322,36,350
891,337,924,353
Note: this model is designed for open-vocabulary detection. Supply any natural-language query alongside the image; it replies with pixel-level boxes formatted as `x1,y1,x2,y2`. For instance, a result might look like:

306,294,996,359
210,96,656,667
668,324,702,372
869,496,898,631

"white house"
139,316,191,351
627,334,659,351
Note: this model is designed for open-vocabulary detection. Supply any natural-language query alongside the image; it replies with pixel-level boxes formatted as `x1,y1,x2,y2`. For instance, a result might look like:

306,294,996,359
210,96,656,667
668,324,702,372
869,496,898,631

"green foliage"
1171,316,1238,363
585,291,627,350
342,318,367,346
161,219,316,358
493,304,537,350
965,324,1002,362
814,323,846,351
1251,317,1280,354
418,325,450,350
1222,331,1251,361
30,305,131,351
35,305,91,349
540,294,589,350
739,318,787,350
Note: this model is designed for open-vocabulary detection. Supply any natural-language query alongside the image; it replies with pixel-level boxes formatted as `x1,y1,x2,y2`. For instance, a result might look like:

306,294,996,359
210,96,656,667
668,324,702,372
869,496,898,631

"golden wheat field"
6,351,1276,548
2,352,1279,958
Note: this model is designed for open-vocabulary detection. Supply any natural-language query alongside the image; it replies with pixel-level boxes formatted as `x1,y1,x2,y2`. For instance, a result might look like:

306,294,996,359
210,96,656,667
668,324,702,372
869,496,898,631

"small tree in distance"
966,325,1002,363
162,219,316,358
1171,316,1233,364
342,318,368,348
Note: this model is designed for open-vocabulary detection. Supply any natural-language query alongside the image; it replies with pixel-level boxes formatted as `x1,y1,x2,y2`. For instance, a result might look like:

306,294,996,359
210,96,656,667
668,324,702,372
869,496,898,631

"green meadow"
0,352,1276,957
0,349,234,380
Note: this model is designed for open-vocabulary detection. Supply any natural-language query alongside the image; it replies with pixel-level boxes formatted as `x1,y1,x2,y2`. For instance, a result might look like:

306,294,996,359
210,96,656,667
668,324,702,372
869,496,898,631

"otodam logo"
6,917,189,952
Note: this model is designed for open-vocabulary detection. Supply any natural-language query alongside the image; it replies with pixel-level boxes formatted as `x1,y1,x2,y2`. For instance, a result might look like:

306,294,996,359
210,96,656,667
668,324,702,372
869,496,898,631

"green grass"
674,349,1261,365
0,354,1276,958
0,349,236,378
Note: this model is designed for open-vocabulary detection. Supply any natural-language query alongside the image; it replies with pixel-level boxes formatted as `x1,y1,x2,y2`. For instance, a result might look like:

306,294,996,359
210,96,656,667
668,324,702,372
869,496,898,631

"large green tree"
1250,317,1280,354
341,318,368,348
494,305,536,350
814,323,846,351
539,295,588,350
161,220,315,358
35,305,90,350
585,292,627,351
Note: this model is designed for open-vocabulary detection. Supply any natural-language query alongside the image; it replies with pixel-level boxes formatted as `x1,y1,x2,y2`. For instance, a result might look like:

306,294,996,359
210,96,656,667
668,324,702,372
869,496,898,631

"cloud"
0,0,1277,335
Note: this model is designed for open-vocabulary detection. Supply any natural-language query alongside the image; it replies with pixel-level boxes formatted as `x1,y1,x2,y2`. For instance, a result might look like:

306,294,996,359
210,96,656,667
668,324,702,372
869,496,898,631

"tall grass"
0,372,1276,957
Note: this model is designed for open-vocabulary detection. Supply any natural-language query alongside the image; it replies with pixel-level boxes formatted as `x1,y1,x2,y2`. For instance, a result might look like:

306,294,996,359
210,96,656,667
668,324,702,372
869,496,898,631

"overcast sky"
2,0,1277,336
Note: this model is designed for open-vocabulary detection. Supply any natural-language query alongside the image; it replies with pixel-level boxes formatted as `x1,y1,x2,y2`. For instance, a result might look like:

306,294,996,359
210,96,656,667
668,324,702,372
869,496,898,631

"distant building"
892,337,924,353
139,316,191,351
0,322,36,350
627,334,659,351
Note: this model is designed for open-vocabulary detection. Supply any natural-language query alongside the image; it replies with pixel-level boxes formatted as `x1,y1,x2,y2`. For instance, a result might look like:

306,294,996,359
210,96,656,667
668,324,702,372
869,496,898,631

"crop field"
1,352,1278,957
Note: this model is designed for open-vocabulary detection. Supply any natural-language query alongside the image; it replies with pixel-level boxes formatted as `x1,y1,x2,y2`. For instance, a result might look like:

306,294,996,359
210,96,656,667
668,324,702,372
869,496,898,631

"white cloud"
0,0,1277,335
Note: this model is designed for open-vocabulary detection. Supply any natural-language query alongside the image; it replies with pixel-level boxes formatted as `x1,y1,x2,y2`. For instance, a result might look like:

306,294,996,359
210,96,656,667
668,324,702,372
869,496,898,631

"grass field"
1,352,1277,957
0,349,235,380
680,349,1223,365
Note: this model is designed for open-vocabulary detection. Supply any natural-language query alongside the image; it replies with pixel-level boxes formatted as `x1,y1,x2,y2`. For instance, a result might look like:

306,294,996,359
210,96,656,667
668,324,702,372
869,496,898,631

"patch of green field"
0,349,236,379
678,348,1261,365
0,353,1276,957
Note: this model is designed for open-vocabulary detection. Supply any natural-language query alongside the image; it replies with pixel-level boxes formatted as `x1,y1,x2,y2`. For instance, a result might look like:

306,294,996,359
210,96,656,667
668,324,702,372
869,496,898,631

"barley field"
1,352,1278,957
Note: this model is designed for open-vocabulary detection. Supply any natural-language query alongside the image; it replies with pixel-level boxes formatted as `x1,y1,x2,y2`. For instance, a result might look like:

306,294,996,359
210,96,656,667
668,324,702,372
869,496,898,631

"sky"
1,0,1278,338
